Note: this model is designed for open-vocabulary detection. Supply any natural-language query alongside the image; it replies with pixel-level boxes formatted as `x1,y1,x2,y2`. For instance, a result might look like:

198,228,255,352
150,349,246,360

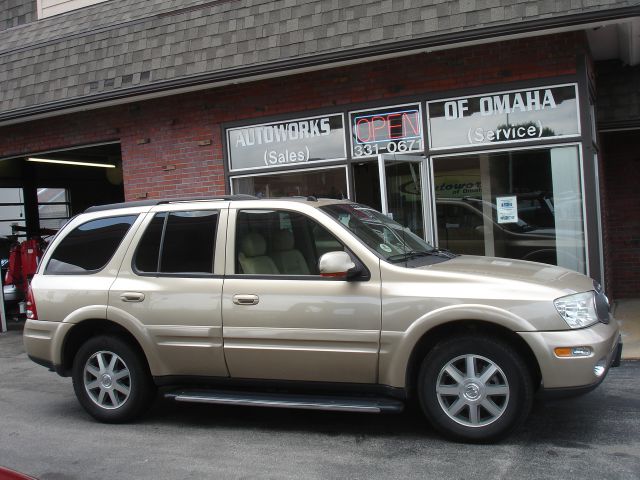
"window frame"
37,187,71,231
0,187,26,237
37,0,110,19
132,209,221,278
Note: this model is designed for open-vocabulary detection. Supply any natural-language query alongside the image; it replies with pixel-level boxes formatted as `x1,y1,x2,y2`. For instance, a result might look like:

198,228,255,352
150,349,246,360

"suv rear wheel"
72,335,156,423
418,336,533,442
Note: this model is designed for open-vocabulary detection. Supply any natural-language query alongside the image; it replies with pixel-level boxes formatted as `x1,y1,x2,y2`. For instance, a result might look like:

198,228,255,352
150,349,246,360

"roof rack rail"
84,194,258,213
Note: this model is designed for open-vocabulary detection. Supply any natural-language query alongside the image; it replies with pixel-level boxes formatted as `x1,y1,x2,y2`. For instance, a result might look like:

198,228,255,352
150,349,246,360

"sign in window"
227,114,347,172
427,84,580,150
349,104,423,158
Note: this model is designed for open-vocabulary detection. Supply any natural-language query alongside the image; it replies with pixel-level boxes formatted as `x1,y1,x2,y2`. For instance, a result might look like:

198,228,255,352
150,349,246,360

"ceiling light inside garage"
27,157,116,168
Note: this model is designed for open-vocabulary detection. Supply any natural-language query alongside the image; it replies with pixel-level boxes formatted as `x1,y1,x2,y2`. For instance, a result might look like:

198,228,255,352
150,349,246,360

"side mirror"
319,251,356,279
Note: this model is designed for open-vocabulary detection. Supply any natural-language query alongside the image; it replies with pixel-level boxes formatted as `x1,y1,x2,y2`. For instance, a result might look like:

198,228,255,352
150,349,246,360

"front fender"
378,304,534,388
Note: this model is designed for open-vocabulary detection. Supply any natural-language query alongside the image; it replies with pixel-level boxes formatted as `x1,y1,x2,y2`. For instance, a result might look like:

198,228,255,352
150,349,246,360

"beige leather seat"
271,230,310,275
237,232,280,274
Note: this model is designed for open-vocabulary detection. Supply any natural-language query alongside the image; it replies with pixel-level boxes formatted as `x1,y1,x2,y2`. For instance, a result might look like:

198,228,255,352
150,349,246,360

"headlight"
553,291,599,329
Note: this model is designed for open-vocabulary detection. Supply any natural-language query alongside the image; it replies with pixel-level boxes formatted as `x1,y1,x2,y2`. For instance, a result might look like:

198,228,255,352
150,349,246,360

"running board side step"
165,390,405,413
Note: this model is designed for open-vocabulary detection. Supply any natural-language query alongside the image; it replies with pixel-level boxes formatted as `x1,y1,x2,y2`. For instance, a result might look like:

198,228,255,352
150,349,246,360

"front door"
353,155,433,242
221,206,381,383
377,154,430,240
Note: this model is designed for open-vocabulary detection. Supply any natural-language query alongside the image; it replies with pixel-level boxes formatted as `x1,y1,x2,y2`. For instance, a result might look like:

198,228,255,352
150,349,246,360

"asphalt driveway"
1,325,639,480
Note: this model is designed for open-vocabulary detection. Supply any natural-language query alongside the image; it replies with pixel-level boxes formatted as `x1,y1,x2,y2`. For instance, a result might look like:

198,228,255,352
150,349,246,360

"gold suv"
23,196,622,442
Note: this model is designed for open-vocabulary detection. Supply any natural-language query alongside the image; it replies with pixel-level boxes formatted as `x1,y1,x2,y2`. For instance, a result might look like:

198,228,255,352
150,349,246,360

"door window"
134,210,219,275
235,210,344,275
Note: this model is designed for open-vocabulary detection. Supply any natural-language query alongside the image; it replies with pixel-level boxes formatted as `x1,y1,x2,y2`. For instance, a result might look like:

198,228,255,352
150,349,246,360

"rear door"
108,203,228,377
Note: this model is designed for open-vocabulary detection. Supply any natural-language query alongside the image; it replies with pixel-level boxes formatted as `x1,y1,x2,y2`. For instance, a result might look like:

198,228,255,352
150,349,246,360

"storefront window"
231,167,348,199
433,146,585,272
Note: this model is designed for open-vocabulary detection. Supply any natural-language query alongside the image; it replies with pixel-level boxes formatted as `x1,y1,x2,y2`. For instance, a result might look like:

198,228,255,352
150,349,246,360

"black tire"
417,335,534,443
72,335,156,423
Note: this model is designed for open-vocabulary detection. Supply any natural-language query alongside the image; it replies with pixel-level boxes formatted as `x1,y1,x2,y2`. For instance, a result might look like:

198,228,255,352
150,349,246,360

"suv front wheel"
72,335,156,423
418,336,534,442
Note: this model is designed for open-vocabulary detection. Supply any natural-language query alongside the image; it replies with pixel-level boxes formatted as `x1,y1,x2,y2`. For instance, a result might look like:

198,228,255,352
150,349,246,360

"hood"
420,255,594,294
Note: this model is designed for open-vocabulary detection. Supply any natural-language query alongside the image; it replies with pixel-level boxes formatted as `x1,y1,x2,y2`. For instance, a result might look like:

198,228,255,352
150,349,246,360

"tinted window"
46,215,137,274
134,211,218,275
134,213,165,272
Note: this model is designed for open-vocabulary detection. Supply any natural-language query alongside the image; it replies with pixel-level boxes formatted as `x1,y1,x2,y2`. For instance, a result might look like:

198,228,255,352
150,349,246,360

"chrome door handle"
120,292,145,302
232,294,259,306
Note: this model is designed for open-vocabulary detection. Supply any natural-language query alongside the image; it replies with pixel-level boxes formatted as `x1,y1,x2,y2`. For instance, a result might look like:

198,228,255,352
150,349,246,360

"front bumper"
518,319,621,392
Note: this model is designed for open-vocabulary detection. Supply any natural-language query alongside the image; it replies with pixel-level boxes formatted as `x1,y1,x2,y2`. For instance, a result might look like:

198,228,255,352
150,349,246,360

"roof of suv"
84,195,351,213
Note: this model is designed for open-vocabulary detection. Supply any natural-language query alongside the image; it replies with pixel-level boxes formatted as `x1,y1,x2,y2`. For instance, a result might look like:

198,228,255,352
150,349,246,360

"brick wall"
0,33,584,201
601,130,640,299
596,60,640,129
0,0,35,31
596,61,640,298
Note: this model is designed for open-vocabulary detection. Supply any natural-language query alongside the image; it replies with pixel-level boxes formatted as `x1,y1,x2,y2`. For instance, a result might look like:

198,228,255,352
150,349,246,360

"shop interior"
0,143,124,323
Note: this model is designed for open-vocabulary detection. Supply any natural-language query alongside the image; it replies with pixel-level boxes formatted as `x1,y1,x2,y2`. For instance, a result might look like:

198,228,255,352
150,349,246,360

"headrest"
272,230,295,252
240,232,267,257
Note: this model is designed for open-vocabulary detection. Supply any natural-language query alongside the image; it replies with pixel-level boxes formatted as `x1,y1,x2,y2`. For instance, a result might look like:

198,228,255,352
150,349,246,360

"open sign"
350,104,424,158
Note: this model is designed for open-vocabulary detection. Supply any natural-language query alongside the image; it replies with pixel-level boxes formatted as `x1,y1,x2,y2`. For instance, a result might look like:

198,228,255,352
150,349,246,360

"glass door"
377,154,430,240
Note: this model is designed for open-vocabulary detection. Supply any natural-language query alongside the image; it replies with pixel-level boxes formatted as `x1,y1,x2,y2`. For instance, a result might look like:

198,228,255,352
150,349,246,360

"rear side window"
45,215,137,274
134,210,218,275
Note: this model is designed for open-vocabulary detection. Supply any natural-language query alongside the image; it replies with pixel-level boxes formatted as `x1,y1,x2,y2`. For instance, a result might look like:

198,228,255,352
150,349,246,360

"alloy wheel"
435,354,510,427
83,350,132,410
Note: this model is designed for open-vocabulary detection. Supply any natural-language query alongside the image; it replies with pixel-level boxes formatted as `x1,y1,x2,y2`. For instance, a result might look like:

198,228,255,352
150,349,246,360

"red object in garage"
19,238,43,284
4,242,23,291
3,238,45,300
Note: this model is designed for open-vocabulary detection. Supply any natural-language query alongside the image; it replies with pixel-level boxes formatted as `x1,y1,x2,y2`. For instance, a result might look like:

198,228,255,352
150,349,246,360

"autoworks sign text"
227,114,346,171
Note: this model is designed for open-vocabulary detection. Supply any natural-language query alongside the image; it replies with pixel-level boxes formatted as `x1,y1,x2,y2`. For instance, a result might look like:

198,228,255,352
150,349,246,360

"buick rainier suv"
23,196,622,442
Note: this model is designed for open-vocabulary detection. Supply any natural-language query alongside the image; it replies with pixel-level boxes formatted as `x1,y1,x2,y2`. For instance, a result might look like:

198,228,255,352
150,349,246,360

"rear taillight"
26,286,38,320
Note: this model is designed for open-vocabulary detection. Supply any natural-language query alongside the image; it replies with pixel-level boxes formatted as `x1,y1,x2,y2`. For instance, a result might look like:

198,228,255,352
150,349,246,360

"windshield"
321,203,452,264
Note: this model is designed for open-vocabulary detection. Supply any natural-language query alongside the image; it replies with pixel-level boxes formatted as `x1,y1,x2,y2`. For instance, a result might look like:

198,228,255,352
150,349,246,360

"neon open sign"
350,104,423,158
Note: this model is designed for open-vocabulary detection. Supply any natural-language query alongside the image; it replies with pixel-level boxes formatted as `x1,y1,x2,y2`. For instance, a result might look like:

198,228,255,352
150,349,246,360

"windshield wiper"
387,250,436,262
387,248,457,262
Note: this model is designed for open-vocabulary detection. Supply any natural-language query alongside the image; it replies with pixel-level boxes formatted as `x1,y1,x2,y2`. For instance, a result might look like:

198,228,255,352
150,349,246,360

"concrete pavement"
614,299,640,359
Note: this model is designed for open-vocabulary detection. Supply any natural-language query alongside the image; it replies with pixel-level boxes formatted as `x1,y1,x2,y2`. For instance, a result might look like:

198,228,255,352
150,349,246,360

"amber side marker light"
554,346,592,358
